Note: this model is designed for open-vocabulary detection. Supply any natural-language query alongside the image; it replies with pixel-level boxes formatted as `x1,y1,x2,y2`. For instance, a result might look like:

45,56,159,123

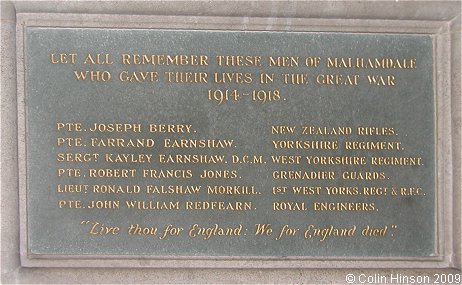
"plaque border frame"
16,12,456,269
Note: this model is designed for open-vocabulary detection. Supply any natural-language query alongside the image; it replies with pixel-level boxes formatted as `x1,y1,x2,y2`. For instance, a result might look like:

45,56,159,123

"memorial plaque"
23,27,436,260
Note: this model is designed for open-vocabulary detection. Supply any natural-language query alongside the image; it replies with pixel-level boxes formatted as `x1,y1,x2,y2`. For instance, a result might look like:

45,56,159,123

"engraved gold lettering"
83,53,113,64
89,123,141,132
50,53,76,64
165,71,207,83
90,138,155,148
88,168,136,178
272,171,335,180
188,224,242,240
185,201,252,211
216,55,261,67
119,71,158,82
304,224,356,241
326,57,416,69
87,200,120,209
121,54,208,66
142,169,193,179
268,56,299,67
149,124,192,133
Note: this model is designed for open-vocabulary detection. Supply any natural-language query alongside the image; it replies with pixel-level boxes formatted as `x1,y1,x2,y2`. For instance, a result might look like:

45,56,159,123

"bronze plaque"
24,28,435,257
